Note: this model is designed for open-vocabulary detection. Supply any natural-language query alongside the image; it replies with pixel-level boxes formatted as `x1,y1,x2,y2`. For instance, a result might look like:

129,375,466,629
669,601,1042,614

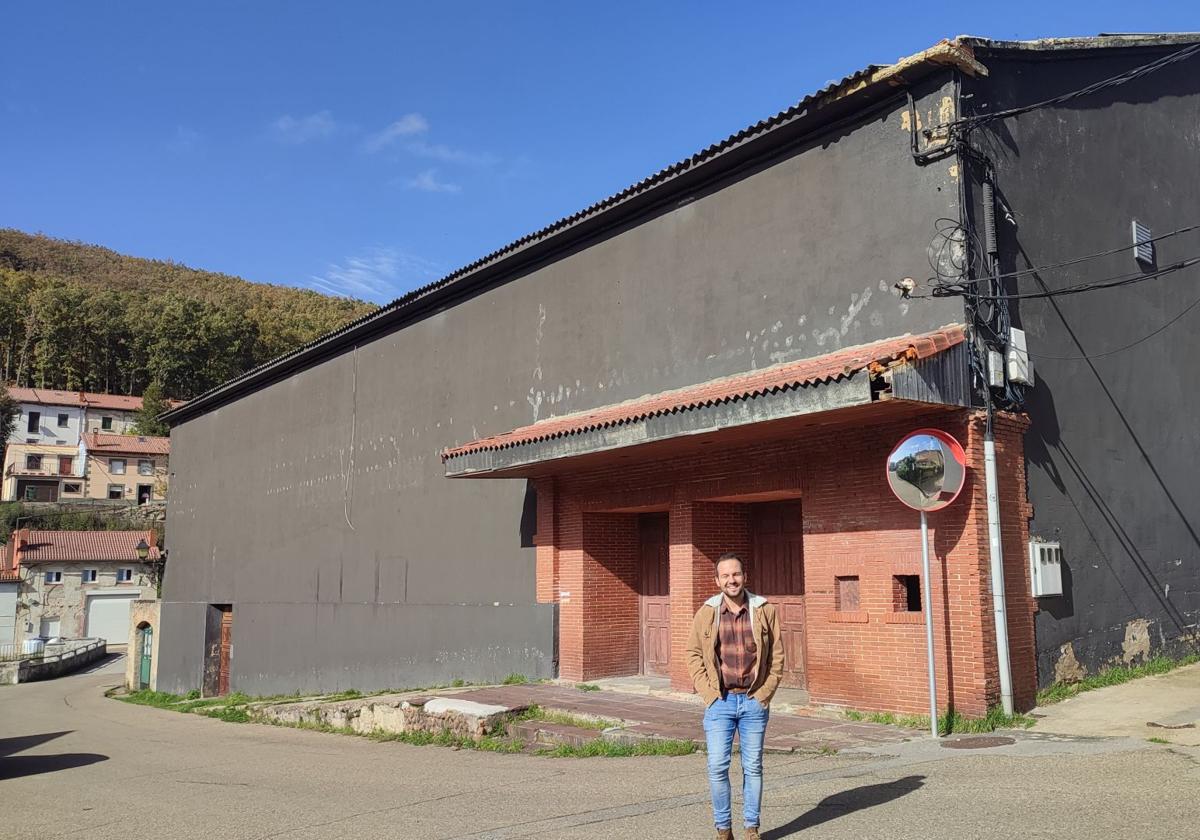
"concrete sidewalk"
447,683,920,752
1032,662,1200,747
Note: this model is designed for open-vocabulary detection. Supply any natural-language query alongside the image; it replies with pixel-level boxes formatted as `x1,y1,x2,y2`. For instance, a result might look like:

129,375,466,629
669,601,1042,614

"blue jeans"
703,692,769,829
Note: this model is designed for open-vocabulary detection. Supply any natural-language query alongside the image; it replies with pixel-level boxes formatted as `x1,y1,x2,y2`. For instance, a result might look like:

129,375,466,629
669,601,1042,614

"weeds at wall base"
843,705,1035,735
1035,654,1200,706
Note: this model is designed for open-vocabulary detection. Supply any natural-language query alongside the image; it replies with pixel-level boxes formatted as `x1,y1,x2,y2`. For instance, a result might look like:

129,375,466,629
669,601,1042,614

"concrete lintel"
446,375,872,478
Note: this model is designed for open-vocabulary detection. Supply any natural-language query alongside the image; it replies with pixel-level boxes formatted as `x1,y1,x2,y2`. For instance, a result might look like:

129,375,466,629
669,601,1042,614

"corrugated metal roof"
83,432,170,456
443,325,966,461
13,530,158,564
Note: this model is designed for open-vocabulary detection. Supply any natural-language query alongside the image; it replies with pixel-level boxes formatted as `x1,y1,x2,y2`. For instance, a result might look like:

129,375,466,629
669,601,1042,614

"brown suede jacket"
684,592,784,708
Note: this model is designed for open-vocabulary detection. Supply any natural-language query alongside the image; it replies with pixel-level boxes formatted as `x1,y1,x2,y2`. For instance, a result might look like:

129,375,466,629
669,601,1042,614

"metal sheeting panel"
890,341,971,407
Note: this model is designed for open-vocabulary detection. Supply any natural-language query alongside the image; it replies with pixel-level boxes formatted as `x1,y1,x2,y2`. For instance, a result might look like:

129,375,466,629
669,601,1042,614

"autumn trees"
0,230,376,401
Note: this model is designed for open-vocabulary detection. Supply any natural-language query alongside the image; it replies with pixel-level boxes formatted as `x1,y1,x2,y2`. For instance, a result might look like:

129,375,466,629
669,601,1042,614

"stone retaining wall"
0,639,107,684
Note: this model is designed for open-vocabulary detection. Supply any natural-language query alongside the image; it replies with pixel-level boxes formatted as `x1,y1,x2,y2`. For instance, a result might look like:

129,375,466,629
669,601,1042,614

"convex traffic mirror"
886,429,966,512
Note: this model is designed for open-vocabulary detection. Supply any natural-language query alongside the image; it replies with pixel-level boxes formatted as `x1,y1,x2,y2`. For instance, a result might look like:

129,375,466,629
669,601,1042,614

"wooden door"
638,514,671,676
218,607,233,695
751,501,806,688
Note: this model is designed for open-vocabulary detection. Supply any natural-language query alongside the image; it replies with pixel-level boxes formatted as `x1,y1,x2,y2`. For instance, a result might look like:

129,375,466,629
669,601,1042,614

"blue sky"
2,2,1195,304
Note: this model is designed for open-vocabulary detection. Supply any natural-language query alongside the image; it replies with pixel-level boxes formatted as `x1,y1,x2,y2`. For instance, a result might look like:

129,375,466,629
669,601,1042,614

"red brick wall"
538,406,1036,716
533,478,557,604
668,501,751,690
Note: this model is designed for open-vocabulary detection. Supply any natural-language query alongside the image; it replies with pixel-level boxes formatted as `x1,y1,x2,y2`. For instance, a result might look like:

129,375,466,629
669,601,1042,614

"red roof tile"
4,387,182,412
11,530,159,564
442,325,966,460
83,432,170,455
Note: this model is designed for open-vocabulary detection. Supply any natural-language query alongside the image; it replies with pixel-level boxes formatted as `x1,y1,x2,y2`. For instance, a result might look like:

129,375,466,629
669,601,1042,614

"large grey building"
159,35,1200,715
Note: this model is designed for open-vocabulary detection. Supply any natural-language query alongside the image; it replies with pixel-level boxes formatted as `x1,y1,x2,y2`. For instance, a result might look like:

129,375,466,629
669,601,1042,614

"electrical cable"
934,255,1200,300
1025,292,1200,361
954,42,1200,132
980,222,1200,284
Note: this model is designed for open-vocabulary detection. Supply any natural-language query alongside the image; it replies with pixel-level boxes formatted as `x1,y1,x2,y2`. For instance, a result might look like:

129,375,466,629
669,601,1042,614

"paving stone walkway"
447,684,919,753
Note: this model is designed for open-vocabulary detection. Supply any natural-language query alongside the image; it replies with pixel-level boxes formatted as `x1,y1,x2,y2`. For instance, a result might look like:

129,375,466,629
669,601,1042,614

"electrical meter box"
1029,540,1064,597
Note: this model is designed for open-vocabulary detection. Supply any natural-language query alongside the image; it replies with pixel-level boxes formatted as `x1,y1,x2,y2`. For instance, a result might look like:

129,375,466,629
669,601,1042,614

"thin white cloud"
167,126,203,154
308,247,443,303
405,169,461,194
404,139,497,167
271,110,338,144
362,113,429,153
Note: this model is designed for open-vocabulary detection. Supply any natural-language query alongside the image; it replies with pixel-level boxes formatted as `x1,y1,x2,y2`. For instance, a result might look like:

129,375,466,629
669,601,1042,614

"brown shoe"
744,827,761,840
716,830,733,840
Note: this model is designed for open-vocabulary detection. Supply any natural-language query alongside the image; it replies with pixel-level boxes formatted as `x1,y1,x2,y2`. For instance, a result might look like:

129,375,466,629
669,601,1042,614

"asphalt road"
1,657,1198,839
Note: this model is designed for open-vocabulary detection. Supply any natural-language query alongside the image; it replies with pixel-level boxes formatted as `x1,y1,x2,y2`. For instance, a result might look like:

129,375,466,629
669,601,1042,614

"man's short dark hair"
715,552,744,571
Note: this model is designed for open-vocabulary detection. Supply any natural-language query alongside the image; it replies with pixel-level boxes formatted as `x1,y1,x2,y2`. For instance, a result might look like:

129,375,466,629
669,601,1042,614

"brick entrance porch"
528,407,1036,717
444,328,1037,717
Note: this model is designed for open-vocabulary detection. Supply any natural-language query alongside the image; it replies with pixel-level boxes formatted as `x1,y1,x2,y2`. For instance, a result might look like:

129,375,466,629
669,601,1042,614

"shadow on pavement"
75,652,125,675
763,775,925,838
0,752,108,780
0,731,72,757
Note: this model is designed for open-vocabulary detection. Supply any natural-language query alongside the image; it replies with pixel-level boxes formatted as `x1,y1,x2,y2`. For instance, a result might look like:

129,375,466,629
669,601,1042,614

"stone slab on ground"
1033,662,1200,747
451,684,917,753
255,692,524,739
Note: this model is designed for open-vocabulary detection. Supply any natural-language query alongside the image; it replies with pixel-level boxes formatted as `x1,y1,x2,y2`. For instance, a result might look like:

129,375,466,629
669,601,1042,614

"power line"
943,41,1200,134
925,255,1200,301
924,221,1200,292
1026,292,1200,361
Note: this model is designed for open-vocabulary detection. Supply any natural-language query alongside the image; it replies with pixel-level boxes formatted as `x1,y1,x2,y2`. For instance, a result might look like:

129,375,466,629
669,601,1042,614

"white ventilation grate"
1132,220,1154,266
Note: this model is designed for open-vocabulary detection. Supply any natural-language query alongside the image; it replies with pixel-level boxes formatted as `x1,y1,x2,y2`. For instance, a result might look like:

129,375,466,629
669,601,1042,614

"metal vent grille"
1132,220,1155,266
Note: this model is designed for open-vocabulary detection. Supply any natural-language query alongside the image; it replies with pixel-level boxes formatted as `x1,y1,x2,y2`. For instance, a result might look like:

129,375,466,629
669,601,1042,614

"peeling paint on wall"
1053,641,1086,683
1121,618,1152,664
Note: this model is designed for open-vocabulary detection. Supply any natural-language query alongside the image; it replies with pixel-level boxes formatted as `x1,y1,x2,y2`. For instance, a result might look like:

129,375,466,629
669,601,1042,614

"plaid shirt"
716,598,757,690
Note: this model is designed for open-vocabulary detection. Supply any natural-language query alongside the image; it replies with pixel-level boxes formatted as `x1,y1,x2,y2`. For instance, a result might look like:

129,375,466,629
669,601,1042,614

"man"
685,551,784,840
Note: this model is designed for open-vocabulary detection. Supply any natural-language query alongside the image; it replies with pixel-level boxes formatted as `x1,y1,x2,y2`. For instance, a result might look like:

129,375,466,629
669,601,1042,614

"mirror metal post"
886,429,967,738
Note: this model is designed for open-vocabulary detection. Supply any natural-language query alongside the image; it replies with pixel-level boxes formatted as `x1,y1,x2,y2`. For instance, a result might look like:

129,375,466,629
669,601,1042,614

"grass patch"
203,706,252,723
843,706,1034,735
538,738,696,758
501,673,529,685
1036,654,1200,706
1147,737,1170,745
510,704,616,731
575,683,601,692
120,689,188,709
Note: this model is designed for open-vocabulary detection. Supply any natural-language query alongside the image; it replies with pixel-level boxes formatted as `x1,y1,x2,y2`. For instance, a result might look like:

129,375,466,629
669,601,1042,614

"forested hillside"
0,230,376,400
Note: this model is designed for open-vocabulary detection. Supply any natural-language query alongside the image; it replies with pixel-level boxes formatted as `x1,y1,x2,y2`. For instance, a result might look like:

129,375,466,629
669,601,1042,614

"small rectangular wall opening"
893,575,921,612
835,576,860,611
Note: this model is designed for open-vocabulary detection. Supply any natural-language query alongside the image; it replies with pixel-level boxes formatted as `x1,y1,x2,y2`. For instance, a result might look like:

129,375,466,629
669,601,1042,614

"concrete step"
507,720,604,748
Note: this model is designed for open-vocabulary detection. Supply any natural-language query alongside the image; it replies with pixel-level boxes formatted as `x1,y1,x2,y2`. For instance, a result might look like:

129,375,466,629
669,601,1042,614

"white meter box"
1029,540,1064,597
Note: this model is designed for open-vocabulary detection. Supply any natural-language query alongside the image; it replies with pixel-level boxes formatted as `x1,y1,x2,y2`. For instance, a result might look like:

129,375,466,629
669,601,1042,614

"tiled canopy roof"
443,325,966,461
11,530,159,564
84,432,170,456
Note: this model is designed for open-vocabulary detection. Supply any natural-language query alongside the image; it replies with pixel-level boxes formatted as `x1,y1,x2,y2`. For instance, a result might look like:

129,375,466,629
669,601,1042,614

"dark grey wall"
159,80,965,696
969,47,1200,685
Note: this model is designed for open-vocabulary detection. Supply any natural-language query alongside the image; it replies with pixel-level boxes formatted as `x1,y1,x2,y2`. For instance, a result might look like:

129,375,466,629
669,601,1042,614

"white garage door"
85,594,137,644
0,583,17,644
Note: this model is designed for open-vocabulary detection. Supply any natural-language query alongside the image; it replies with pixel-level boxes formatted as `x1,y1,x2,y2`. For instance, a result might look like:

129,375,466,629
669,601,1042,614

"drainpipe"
982,179,1014,716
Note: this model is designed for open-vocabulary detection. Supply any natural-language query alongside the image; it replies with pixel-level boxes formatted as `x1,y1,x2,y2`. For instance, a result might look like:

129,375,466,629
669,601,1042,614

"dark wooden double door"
636,503,806,686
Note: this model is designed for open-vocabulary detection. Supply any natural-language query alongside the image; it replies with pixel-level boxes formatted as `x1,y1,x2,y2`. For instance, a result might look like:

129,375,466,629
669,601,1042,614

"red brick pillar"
668,500,750,692
557,498,586,681
533,478,557,604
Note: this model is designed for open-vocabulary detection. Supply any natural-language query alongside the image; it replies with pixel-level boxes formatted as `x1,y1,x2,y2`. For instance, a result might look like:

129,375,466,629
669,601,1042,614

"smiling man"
685,551,785,840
